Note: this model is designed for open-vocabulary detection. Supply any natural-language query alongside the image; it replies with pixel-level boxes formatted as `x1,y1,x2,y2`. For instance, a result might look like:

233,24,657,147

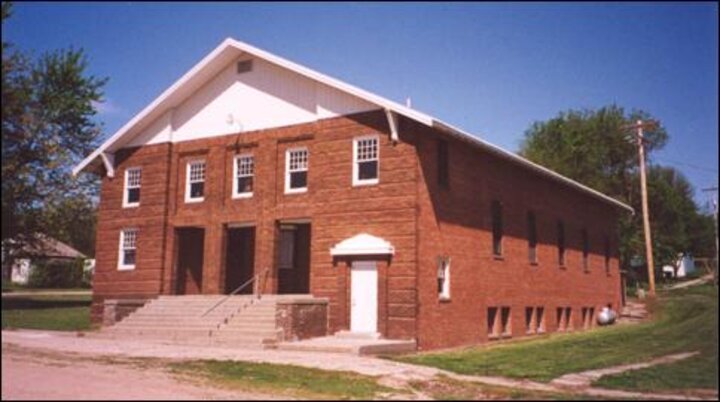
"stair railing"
200,267,271,317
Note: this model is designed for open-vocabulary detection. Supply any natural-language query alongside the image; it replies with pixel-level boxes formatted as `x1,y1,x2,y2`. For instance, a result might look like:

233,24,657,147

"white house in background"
2,234,88,284
675,253,695,278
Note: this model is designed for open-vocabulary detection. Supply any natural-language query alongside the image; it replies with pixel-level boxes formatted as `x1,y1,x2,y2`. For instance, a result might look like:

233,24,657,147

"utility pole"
701,186,718,285
623,120,658,296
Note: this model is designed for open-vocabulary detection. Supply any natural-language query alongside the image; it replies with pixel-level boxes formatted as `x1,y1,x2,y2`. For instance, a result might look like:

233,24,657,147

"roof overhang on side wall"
73,37,633,214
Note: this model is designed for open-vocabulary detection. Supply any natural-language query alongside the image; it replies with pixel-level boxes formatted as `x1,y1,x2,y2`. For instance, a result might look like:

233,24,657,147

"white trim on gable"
73,38,633,214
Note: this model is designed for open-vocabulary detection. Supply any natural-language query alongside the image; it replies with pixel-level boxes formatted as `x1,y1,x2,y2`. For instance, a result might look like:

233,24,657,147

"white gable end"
126,57,376,147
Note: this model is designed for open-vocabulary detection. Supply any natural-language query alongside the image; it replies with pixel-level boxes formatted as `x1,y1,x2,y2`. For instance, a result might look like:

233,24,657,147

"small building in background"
2,234,88,285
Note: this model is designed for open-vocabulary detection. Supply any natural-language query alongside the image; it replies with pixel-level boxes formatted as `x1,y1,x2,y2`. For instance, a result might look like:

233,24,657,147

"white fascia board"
73,39,240,176
74,38,434,176
431,119,634,214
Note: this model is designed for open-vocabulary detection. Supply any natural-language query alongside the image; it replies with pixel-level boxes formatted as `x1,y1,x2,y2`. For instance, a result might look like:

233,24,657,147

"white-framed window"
353,135,379,186
118,229,138,270
185,160,206,203
232,154,254,198
123,167,141,208
437,256,451,300
285,148,308,194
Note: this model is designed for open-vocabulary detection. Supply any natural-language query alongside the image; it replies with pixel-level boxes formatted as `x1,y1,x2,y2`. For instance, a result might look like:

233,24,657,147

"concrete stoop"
618,301,648,324
274,334,417,355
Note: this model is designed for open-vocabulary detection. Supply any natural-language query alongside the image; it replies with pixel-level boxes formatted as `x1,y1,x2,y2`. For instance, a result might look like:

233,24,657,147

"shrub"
28,258,86,288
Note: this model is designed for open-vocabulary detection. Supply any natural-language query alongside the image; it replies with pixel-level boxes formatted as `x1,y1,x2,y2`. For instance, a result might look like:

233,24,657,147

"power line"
651,156,718,174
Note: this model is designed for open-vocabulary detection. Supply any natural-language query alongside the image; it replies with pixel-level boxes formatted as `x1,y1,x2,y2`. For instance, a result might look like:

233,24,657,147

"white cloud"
92,98,123,115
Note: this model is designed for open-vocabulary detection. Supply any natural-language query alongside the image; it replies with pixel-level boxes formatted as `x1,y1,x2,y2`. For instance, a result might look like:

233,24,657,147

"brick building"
74,38,632,350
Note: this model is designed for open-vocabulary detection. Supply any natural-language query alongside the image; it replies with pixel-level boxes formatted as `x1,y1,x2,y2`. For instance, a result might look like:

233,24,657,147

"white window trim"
232,154,254,199
285,147,308,194
118,229,137,271
352,135,380,187
439,257,451,300
122,167,141,208
185,160,206,203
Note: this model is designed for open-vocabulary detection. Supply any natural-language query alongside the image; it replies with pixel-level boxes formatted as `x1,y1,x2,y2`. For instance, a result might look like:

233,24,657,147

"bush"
28,258,86,288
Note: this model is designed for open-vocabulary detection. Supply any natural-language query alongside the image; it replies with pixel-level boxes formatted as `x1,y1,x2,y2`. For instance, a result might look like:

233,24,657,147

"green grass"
170,360,393,400
393,284,718,384
594,353,718,393
1,294,92,331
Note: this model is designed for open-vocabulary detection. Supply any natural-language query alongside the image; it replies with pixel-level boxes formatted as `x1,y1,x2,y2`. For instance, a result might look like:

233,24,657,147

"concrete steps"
101,294,322,348
618,301,648,324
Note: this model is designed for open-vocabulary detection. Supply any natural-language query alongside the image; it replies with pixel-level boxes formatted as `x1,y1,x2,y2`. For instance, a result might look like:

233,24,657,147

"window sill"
559,265,567,270
439,297,451,303
117,265,135,271
529,261,539,267
493,255,505,261
185,197,205,204
232,193,253,199
285,188,308,195
352,179,379,187
122,203,140,209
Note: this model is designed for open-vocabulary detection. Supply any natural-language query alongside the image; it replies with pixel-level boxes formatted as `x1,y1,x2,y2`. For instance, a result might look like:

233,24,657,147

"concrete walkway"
1,290,91,297
2,329,715,400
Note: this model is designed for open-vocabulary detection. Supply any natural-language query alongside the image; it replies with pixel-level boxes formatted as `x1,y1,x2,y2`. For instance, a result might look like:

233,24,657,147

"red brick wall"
410,119,623,350
92,110,419,339
92,108,623,351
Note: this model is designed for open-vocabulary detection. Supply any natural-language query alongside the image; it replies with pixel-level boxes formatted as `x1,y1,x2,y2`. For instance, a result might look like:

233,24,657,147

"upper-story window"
492,200,503,257
118,228,137,270
527,211,538,264
123,167,141,208
186,160,206,203
285,148,308,194
353,136,379,186
582,228,589,271
437,256,451,300
437,139,449,188
233,154,254,198
557,220,566,266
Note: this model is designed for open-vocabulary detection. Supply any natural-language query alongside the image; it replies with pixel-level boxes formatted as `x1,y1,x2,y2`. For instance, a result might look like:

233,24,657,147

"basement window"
118,229,137,270
556,307,564,331
487,307,499,338
525,307,535,334
285,148,308,194
536,306,545,333
233,154,254,198
185,160,206,203
353,136,379,186
565,307,573,331
123,167,141,208
500,306,512,336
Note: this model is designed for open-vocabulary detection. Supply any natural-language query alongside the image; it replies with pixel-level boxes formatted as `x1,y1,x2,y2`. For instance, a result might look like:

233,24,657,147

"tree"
2,2,106,277
519,105,711,271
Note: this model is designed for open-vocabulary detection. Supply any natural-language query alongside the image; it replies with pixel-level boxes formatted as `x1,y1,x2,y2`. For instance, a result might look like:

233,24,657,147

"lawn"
170,360,393,400
1,294,92,331
393,284,718,386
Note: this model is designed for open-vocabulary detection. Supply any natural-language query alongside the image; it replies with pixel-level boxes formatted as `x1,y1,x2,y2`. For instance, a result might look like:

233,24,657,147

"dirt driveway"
2,344,279,400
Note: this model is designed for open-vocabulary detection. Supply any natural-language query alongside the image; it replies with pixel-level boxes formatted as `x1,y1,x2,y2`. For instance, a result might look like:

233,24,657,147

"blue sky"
3,2,718,204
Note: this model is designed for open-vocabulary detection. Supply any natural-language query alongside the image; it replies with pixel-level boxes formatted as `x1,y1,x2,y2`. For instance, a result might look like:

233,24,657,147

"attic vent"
237,60,253,74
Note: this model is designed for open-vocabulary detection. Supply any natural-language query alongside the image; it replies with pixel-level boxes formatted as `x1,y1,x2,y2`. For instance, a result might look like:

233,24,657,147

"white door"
350,261,378,333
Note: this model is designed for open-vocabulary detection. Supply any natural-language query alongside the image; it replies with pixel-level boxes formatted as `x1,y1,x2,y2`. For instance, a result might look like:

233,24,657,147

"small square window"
186,161,206,202
286,148,308,194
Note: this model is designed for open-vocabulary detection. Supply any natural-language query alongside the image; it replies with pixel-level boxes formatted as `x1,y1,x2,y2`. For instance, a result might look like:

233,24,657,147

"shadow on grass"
2,298,91,310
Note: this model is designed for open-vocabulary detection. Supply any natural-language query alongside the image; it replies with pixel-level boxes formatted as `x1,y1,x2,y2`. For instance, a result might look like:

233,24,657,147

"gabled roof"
6,234,87,259
74,37,632,213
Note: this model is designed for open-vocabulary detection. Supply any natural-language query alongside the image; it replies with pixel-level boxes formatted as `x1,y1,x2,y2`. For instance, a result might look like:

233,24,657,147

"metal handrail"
200,267,270,317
